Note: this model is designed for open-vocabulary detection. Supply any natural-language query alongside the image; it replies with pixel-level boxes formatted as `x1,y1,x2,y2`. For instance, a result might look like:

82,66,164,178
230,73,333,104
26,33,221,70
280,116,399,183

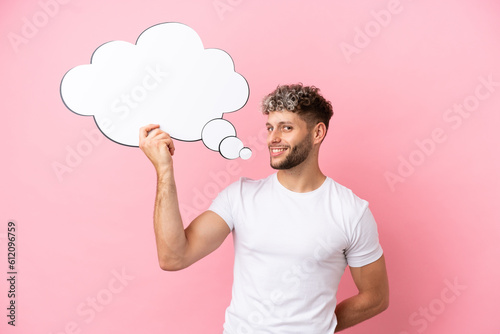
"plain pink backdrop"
1,0,499,333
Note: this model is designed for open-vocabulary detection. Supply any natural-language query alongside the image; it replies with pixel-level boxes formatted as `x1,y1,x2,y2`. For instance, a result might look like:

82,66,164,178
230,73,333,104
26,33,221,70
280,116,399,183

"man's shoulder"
213,174,274,205
325,177,358,196
324,177,369,212
227,173,274,191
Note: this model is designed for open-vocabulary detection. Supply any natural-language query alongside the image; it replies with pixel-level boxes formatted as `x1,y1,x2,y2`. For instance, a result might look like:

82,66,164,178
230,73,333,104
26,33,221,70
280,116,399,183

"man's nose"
269,130,281,144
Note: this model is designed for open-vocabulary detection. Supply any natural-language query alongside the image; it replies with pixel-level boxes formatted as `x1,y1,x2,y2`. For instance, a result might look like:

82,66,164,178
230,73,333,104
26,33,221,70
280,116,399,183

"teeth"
271,148,287,153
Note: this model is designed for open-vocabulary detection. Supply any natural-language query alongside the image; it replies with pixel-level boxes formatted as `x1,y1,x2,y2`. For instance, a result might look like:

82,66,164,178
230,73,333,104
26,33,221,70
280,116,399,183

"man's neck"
276,160,326,193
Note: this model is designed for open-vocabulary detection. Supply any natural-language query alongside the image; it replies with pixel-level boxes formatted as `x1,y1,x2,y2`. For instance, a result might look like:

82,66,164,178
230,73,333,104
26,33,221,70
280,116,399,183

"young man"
139,84,389,333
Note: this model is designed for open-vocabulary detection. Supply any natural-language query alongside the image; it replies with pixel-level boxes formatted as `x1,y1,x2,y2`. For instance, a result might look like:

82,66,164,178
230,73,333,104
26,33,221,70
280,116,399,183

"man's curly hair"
261,83,334,131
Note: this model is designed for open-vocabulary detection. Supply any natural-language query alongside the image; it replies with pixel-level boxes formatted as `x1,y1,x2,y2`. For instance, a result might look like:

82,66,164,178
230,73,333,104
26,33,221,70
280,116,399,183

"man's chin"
270,161,280,170
270,158,289,170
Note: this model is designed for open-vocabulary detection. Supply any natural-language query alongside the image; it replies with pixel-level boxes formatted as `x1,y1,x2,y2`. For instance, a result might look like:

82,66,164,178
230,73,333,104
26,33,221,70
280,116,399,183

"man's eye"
267,127,273,132
283,126,292,131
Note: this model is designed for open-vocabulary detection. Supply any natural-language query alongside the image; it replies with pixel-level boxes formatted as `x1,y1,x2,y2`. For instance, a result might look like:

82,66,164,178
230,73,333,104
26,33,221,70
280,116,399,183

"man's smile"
269,147,289,157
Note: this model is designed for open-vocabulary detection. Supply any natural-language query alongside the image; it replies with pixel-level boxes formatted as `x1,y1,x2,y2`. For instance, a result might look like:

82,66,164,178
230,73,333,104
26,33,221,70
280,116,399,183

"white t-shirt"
209,173,383,334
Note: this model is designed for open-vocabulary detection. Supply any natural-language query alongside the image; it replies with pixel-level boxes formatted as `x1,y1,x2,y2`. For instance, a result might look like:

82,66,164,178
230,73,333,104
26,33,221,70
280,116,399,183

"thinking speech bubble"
60,22,251,160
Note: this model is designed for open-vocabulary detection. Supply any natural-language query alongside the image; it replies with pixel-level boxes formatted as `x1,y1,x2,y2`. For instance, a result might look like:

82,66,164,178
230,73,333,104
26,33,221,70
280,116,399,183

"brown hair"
261,83,334,131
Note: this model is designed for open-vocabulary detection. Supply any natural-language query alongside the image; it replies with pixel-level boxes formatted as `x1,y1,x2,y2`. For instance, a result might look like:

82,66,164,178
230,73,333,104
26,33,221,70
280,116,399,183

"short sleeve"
344,207,383,267
208,182,235,231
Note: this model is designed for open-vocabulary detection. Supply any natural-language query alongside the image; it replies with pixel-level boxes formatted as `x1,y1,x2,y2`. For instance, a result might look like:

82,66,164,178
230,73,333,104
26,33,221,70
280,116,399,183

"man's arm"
139,124,231,271
334,255,389,332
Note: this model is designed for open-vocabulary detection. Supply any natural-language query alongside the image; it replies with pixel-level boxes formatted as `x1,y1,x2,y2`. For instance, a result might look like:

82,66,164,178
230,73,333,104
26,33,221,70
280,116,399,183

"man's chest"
232,196,349,264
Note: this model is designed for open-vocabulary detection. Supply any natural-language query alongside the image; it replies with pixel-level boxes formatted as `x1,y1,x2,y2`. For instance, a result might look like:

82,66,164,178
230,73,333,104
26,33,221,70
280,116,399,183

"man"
139,84,389,333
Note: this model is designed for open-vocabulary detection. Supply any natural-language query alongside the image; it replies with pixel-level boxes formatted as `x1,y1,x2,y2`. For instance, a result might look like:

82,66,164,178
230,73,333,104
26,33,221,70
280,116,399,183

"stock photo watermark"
47,267,134,334
339,0,409,64
108,65,168,122
385,74,499,192
4,221,17,326
213,0,244,21
7,0,73,53
398,277,467,334
52,128,104,182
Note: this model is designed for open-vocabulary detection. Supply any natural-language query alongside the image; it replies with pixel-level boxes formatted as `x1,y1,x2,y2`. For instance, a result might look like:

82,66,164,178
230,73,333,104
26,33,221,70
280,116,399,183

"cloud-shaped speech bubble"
60,22,251,160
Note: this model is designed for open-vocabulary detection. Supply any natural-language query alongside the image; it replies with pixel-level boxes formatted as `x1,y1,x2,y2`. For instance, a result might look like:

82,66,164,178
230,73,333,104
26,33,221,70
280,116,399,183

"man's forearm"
153,169,188,271
334,292,388,332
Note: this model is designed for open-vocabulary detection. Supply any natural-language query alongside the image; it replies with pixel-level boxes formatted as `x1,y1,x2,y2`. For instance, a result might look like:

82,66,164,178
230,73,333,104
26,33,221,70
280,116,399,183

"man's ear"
313,122,327,144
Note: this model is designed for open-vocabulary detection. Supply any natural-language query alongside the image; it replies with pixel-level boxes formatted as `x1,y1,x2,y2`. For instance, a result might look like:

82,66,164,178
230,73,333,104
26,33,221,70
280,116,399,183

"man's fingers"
139,124,160,141
168,140,175,156
158,138,175,156
138,124,174,156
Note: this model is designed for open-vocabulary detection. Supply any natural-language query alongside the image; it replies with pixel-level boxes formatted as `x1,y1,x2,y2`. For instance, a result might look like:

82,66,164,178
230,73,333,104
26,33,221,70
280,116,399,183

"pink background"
1,0,499,333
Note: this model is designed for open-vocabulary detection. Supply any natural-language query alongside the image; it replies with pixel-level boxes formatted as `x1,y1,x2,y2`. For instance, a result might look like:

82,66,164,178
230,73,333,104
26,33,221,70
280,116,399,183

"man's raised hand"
139,124,176,176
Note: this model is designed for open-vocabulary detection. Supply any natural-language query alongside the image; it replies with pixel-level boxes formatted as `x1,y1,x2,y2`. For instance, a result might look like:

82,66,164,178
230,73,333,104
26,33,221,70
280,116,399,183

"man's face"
266,110,313,170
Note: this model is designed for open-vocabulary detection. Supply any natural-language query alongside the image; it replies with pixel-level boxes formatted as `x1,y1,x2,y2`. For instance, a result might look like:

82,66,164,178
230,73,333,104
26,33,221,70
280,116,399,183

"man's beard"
270,135,313,170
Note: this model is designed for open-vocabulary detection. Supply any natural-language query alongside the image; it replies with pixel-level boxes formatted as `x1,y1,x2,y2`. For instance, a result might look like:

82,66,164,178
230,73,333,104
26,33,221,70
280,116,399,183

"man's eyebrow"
265,121,294,126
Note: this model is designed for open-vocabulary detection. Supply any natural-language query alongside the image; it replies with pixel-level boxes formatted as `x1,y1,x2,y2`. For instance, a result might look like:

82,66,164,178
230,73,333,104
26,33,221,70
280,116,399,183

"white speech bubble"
60,22,251,159
202,118,236,151
239,147,252,160
220,136,244,160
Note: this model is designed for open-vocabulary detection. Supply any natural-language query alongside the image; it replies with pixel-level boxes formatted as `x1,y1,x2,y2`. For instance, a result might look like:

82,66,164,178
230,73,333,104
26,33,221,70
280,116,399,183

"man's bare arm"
334,255,389,332
140,124,231,271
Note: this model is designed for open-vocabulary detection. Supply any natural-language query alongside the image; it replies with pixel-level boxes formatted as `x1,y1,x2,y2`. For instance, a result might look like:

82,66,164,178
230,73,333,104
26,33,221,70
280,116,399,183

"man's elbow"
159,262,181,271
375,291,390,314
158,256,186,271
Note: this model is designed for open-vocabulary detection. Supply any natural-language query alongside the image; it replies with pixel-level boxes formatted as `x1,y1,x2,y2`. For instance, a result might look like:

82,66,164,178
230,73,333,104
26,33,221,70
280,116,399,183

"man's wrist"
156,167,174,184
